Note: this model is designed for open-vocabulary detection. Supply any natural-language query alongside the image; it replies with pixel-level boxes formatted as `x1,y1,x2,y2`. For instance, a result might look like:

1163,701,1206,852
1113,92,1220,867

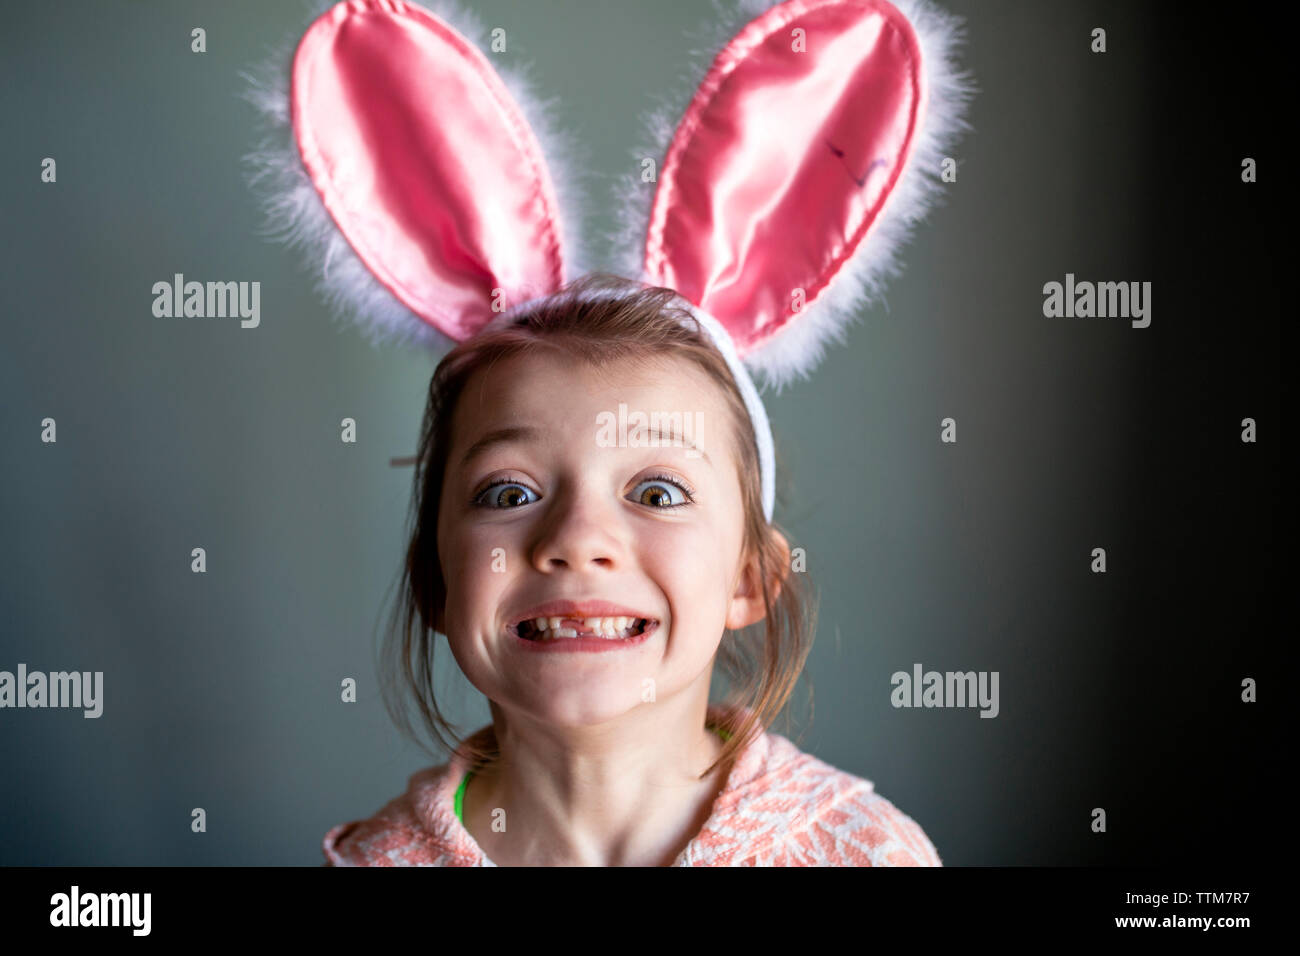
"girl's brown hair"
379,272,816,780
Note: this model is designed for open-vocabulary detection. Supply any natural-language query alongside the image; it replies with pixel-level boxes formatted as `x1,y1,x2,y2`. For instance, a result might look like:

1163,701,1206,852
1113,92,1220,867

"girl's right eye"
472,479,539,509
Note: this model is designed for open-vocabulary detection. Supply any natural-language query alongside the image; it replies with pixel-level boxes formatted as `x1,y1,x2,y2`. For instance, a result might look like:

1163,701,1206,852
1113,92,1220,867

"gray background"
0,0,1280,865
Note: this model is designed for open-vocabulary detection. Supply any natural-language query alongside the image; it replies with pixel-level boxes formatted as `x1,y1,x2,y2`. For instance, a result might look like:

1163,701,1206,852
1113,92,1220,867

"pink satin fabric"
292,0,565,340
643,0,924,357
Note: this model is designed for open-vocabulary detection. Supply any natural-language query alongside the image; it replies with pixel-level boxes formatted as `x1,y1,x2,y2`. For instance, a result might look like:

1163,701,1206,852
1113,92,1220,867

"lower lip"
510,619,659,653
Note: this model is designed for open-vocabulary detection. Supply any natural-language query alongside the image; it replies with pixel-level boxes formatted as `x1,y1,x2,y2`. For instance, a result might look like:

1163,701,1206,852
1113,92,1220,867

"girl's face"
435,349,767,727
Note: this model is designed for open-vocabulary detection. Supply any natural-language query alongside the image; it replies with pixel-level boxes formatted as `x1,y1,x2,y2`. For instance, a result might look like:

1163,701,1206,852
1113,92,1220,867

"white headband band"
677,302,776,525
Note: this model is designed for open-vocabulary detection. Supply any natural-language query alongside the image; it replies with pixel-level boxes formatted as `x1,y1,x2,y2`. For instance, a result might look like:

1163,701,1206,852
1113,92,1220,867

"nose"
529,482,625,572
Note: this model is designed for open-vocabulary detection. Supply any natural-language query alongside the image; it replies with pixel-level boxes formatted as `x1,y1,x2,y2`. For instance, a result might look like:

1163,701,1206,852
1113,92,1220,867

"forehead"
452,349,727,436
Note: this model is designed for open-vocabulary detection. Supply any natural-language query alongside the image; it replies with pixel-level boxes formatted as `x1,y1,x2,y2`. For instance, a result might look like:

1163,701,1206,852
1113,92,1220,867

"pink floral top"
323,705,942,866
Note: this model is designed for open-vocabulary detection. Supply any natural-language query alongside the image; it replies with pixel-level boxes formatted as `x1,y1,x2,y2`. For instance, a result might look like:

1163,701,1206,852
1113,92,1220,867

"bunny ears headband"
243,0,972,523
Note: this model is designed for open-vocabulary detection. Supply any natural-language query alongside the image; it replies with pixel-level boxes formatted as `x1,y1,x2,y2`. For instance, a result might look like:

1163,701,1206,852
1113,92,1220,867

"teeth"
587,616,630,630
518,615,648,640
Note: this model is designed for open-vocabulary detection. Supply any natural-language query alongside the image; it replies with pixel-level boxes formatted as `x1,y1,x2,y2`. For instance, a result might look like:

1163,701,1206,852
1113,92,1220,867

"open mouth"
512,616,656,642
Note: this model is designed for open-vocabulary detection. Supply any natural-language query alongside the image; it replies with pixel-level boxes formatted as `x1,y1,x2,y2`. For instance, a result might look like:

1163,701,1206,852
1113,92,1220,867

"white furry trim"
239,0,596,353
601,0,975,395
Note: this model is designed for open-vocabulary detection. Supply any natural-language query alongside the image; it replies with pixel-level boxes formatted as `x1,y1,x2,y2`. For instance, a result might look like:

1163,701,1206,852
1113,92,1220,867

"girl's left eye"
628,474,695,509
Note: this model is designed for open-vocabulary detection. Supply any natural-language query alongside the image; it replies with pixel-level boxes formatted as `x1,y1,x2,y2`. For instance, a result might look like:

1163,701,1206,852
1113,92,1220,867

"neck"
462,695,731,866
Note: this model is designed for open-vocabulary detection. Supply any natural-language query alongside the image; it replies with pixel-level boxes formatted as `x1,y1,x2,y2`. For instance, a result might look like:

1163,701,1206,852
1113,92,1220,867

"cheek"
639,521,736,626
438,513,538,630
437,515,499,622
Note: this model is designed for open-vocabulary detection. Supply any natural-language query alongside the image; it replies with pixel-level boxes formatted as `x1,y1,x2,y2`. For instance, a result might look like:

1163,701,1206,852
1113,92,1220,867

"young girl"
322,274,943,866
243,0,970,866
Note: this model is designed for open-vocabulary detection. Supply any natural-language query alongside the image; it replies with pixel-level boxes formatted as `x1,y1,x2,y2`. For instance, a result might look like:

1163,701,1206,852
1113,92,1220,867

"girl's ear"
725,529,791,630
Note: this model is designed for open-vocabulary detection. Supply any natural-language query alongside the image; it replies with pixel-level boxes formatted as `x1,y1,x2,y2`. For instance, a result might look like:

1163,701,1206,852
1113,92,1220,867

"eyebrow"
458,425,712,467
638,427,712,465
459,426,543,468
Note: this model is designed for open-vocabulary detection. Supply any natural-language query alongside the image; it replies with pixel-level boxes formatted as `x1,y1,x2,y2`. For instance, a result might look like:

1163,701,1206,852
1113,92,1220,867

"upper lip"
507,600,658,627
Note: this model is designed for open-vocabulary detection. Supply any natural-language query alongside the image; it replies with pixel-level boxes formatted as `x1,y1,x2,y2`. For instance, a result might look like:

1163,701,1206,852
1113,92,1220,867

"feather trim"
238,0,596,353
601,0,975,394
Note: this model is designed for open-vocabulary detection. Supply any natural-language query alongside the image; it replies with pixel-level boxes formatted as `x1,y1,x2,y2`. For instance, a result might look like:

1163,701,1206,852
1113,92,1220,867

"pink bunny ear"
242,0,591,349
614,0,972,392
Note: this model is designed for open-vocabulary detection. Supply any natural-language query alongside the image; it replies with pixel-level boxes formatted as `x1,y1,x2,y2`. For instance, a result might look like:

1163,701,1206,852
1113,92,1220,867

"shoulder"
805,767,944,867
322,764,486,866
693,725,942,867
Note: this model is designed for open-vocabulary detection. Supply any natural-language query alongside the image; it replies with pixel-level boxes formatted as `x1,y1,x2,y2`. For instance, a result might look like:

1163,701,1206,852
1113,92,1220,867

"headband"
242,0,972,524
